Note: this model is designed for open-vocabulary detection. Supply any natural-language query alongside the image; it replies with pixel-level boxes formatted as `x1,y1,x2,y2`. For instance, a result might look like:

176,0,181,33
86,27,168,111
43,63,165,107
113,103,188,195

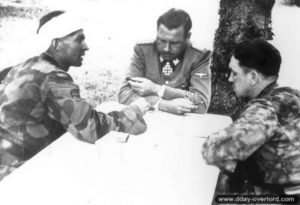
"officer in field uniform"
0,11,149,181
202,39,300,197
118,8,211,115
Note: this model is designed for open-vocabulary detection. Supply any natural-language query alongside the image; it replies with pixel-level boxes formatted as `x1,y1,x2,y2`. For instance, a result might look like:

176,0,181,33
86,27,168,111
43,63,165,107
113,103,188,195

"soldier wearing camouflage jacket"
0,11,148,181
202,39,300,195
203,83,300,187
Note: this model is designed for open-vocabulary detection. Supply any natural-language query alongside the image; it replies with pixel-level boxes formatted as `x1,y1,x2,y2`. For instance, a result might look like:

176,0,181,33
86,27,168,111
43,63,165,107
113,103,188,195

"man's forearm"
118,82,141,105
162,86,209,113
144,95,160,105
157,98,207,114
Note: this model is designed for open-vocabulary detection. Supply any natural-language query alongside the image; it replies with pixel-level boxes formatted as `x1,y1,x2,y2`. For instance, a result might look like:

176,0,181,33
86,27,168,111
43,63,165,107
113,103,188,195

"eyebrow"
76,34,85,41
157,37,182,44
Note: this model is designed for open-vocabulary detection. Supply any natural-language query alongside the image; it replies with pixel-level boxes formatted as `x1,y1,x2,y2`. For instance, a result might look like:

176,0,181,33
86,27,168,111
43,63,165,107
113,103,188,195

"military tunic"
202,82,300,189
0,53,147,180
118,42,211,113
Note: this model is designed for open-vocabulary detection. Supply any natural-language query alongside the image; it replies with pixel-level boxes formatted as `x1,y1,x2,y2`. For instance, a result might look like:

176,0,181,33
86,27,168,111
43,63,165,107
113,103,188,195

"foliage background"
0,0,299,107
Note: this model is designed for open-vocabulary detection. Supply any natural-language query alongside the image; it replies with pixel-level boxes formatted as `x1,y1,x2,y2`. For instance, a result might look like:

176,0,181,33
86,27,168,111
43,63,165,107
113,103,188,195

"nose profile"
82,41,89,51
163,42,170,52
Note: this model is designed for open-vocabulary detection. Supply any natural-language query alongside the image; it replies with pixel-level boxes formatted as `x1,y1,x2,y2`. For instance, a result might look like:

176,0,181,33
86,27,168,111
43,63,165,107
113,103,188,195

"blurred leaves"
281,0,300,7
0,5,46,19
72,69,122,108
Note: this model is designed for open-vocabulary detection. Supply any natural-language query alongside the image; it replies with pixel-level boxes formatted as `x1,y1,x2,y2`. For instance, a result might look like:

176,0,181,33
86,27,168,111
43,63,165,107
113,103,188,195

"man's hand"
128,77,160,96
160,98,198,115
120,99,149,135
130,98,151,115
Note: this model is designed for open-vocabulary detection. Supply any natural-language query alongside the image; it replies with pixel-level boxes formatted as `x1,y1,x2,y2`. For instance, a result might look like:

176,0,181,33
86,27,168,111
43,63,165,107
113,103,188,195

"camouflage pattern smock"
202,82,300,186
0,53,146,180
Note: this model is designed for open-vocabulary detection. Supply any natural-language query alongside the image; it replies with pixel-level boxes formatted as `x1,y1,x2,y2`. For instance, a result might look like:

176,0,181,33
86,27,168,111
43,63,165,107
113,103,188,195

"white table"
0,106,231,205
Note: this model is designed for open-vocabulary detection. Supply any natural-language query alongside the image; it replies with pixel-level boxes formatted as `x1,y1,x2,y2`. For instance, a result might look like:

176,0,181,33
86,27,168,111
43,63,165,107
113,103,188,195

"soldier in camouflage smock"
202,39,300,196
0,11,149,181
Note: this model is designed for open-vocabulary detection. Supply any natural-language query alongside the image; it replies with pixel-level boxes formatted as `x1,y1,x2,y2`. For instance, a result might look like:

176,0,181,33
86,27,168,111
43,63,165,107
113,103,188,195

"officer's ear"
186,32,191,41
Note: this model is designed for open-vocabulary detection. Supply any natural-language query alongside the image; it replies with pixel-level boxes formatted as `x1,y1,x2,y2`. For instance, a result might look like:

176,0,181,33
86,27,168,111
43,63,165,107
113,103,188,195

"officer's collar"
159,55,182,66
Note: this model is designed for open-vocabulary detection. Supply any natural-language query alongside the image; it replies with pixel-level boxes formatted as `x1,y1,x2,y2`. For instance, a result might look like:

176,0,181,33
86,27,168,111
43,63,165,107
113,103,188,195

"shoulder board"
189,41,211,53
190,46,210,54
190,46,212,63
190,48,212,69
135,40,154,46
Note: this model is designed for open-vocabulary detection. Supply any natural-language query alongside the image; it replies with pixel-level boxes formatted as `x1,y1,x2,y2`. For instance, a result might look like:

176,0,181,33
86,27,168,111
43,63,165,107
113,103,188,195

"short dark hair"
157,8,192,38
233,39,281,77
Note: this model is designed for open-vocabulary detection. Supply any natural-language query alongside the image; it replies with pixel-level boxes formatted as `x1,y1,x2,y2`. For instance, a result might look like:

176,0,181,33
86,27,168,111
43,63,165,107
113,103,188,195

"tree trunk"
208,0,275,120
209,1,276,200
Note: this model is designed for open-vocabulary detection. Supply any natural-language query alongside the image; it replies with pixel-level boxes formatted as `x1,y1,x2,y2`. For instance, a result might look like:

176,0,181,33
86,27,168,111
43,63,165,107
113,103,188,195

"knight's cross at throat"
162,62,173,76
160,56,180,76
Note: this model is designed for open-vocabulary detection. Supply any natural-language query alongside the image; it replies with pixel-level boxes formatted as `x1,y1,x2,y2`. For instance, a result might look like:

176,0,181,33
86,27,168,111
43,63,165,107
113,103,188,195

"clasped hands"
128,77,198,115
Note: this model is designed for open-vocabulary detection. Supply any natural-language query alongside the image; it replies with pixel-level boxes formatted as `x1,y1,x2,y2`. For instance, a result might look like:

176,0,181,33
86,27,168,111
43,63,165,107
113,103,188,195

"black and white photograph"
0,0,300,204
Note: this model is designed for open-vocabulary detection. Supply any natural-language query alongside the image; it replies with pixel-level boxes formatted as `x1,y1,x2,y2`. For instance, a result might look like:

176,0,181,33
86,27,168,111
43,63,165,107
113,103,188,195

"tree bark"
208,0,275,120
209,1,276,200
